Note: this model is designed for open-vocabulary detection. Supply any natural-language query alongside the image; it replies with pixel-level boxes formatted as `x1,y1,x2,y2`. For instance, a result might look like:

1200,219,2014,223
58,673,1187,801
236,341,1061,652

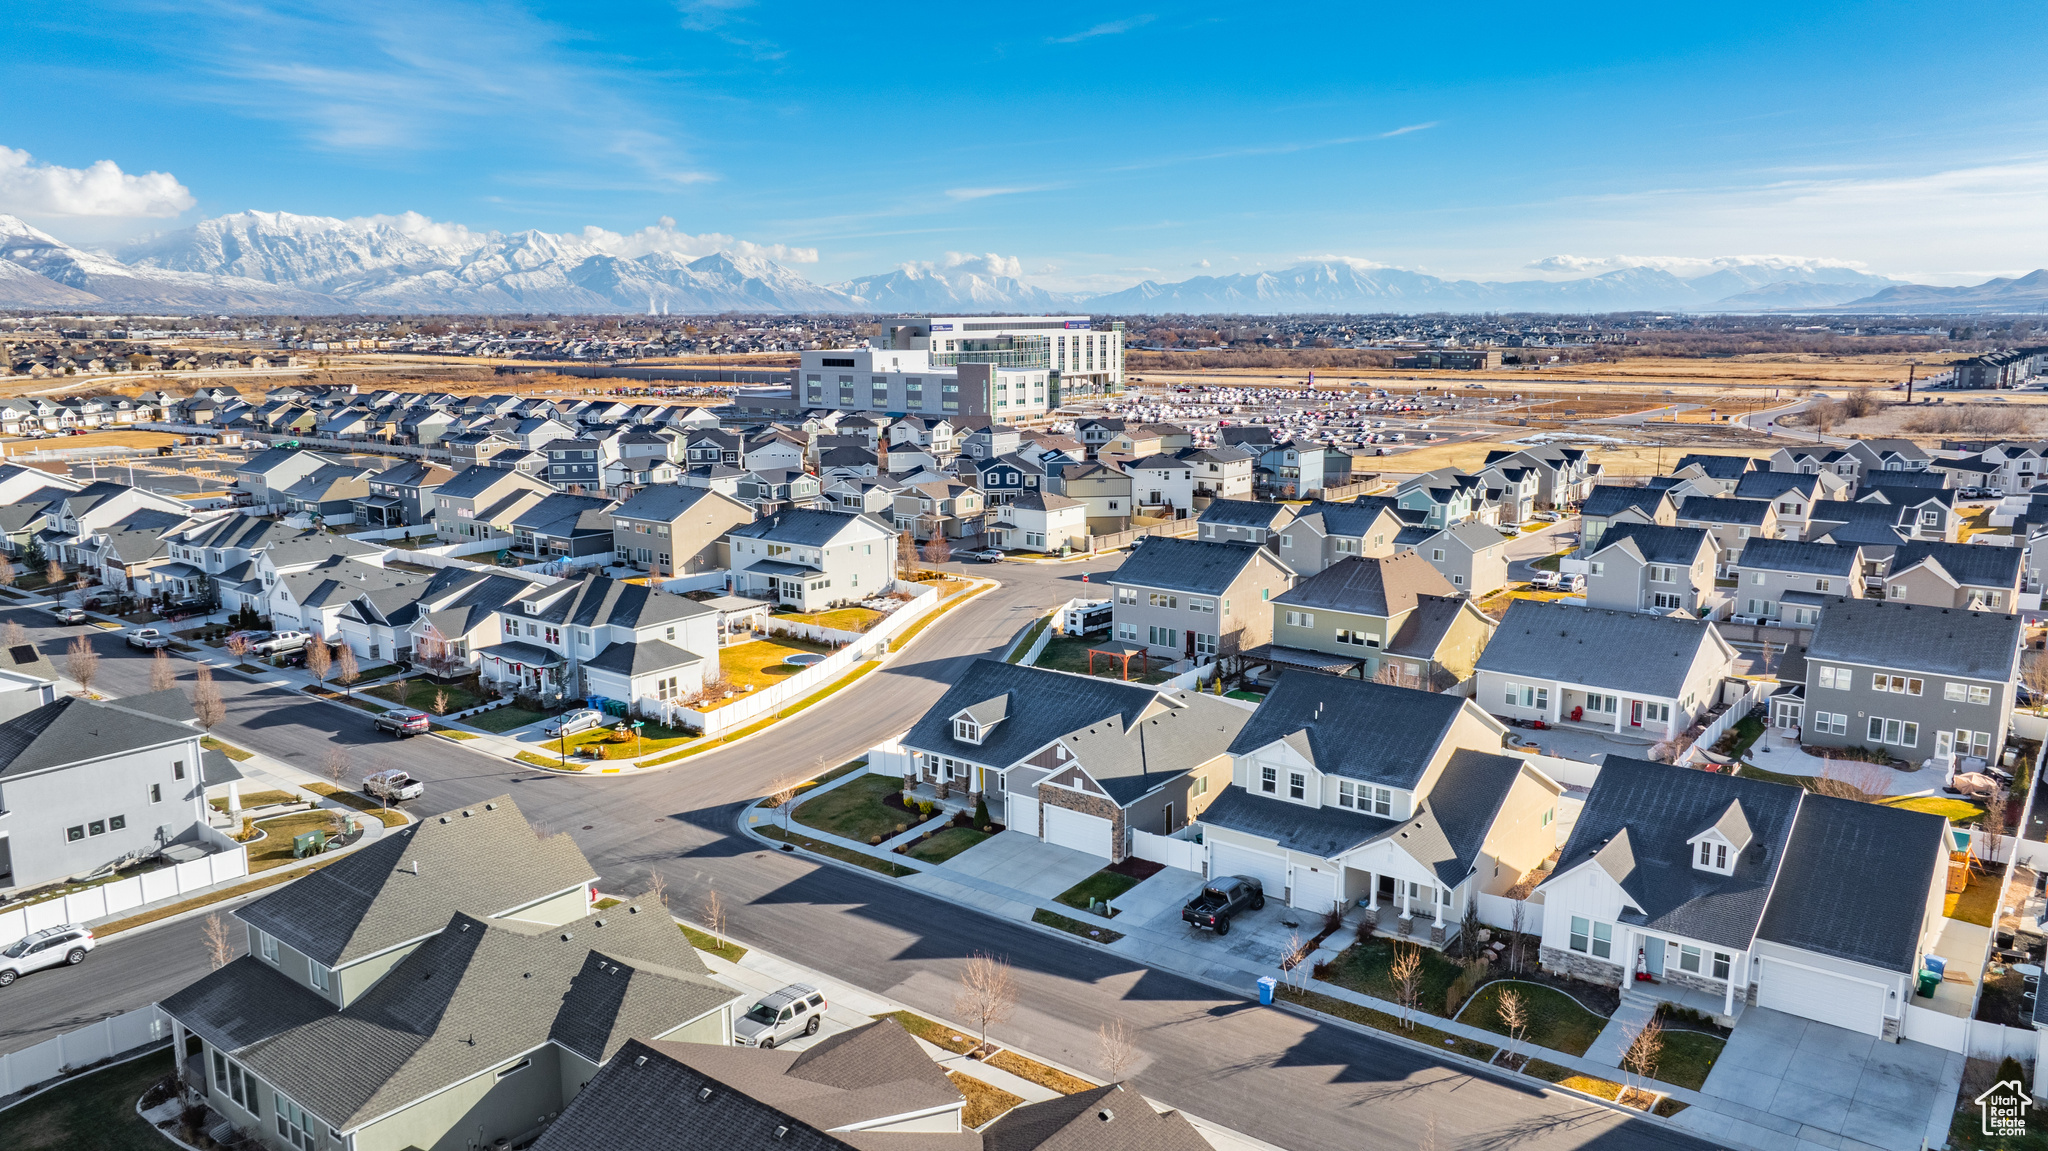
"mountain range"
0,210,2042,316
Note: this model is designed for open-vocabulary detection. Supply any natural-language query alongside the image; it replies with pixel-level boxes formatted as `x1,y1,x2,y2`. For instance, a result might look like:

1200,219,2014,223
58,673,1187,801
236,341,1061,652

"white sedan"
543,708,606,738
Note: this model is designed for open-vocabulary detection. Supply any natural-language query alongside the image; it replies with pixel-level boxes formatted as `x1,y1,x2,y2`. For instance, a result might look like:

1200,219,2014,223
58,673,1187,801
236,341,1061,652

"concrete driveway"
935,830,1108,899
1689,1007,1952,1151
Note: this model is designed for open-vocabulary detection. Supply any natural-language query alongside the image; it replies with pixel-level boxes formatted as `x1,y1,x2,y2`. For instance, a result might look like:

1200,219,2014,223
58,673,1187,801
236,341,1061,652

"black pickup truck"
1181,875,1265,935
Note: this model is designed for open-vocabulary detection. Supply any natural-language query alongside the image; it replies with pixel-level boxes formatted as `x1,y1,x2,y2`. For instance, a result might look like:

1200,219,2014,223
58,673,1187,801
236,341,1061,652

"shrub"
975,795,991,828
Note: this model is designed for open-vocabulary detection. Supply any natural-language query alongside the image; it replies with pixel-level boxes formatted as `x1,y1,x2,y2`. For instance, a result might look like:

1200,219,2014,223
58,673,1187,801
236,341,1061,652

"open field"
1378,438,1773,476
1127,352,1962,393
0,429,181,454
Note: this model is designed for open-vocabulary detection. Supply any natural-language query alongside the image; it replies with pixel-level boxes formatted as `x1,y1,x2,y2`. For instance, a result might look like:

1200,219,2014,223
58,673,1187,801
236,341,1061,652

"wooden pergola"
1086,640,1153,681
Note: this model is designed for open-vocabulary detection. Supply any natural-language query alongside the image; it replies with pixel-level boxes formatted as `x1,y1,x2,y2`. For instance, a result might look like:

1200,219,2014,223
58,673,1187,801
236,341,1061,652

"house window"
1679,945,1702,974
1148,626,1179,648
1570,916,1589,953
1591,921,1612,959
1260,766,1277,794
1713,952,1731,980
1505,683,1548,710
1652,592,1684,609
1285,610,1314,628
1116,587,1137,605
1816,666,1851,690
1148,593,1178,609
309,963,330,992
275,1093,316,1150
1888,584,1905,599
1648,565,1675,583
173,761,185,780
1194,633,1217,657
1868,716,1918,747
1873,674,1922,695
258,930,278,963
1288,772,1306,800
1431,548,1445,561
1811,710,1847,735
954,718,981,743
150,783,162,803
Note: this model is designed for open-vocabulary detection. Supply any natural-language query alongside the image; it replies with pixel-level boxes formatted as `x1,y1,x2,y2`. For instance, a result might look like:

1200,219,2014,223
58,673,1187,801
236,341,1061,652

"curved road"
0,564,1711,1151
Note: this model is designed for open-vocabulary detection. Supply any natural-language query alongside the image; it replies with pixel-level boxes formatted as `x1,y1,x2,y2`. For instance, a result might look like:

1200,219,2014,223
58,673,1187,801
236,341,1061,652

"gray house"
1578,484,1675,553
1273,497,1407,576
1881,540,2024,611
1580,522,1717,616
1735,538,1864,628
161,796,741,1151
1109,536,1296,662
1801,597,2023,768
0,690,208,891
1396,518,1512,595
1197,498,1296,545
1675,496,1780,577
1475,600,1737,743
353,461,452,530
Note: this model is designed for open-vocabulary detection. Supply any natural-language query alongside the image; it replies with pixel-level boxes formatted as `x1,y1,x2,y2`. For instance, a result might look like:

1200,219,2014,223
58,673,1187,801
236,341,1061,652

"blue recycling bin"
1257,976,1277,1005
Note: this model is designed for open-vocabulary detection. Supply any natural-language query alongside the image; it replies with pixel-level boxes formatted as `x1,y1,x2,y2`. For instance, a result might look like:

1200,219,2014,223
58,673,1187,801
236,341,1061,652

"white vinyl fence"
0,844,247,944
1676,682,1759,767
1475,892,1546,937
0,1005,170,1097
1128,829,1203,873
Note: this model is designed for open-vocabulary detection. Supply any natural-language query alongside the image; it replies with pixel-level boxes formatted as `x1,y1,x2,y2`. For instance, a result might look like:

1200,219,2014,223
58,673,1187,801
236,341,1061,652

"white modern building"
794,316,1124,418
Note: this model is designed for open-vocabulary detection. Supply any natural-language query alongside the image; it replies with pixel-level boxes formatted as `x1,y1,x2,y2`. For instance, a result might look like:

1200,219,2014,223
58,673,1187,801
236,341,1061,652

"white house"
727,509,895,611
991,491,1087,553
1474,600,1737,742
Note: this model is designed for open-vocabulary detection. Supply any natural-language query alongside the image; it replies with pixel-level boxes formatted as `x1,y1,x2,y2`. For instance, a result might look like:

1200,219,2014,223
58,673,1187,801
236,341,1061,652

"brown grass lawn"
247,810,346,871
1,429,180,453
716,636,833,696
949,1072,1023,1128
775,606,885,631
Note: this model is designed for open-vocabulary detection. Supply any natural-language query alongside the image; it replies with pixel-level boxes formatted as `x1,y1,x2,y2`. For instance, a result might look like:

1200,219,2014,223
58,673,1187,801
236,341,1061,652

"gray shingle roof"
1198,499,1292,530
985,1082,1210,1151
1673,454,1757,480
1756,793,1945,972
1225,670,1467,789
0,694,195,778
584,639,704,677
1588,521,1712,565
1108,536,1281,597
1733,471,1821,501
1288,496,1405,538
1476,600,1724,698
1198,784,1394,857
729,509,882,547
903,660,1159,772
1737,538,1862,577
1806,597,2023,680
1677,497,1773,527
1580,485,1669,520
1547,756,1801,952
1273,553,1452,617
1058,693,1251,804
1889,540,2023,588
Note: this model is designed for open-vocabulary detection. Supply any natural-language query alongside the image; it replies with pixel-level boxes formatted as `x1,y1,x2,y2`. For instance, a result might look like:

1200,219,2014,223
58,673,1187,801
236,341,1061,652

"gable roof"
985,1082,1210,1151
904,660,1161,771
1476,600,1726,698
1198,498,1292,530
729,509,885,546
1108,536,1284,597
0,692,195,778
1273,553,1453,617
1588,521,1712,565
1671,454,1757,480
1676,497,1773,527
1888,540,2023,588
1056,693,1252,804
1756,793,1946,972
1225,670,1468,789
1736,538,1862,577
1733,470,1823,502
1580,485,1670,521
1806,597,2023,680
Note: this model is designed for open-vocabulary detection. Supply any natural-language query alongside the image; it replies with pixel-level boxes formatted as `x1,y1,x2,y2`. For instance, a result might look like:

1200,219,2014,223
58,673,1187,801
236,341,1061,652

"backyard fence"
1160,659,1219,691
0,844,248,944
1474,893,1546,937
1083,519,1197,553
0,1004,170,1098
1675,682,1760,767
1128,828,1203,873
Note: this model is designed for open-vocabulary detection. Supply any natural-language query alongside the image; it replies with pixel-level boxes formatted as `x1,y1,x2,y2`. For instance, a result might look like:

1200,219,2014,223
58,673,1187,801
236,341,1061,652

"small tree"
44,560,63,589
1982,783,2012,839
0,554,15,588
1096,1017,1139,1081
953,951,1017,1055
921,535,951,565
644,870,669,911
1496,987,1528,1067
202,912,237,971
432,688,450,716
1619,1016,1664,1108
226,633,250,664
149,647,177,692
1389,943,1423,1030
1,620,27,650
305,638,331,685
192,661,226,732
65,635,98,695
324,746,351,794
896,531,918,575
336,643,360,696
768,778,800,830
702,888,727,937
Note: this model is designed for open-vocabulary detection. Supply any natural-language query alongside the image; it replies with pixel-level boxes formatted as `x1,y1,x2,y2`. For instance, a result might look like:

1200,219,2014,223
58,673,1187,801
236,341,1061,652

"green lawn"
1276,985,1497,1063
1006,615,1051,663
559,719,695,758
1054,869,1142,915
1733,762,1824,792
1033,908,1124,943
1531,549,1572,572
794,774,922,844
793,759,869,797
465,705,551,733
1032,634,1173,684
905,826,990,863
717,636,834,697
1886,795,1985,822
681,923,747,963
305,784,408,827
1714,715,1766,760
201,735,254,761
368,676,486,713
758,824,916,877
209,788,298,811
1456,981,1609,1057
1320,938,1467,1017
0,1048,175,1151
774,605,885,631
1653,1029,1726,1091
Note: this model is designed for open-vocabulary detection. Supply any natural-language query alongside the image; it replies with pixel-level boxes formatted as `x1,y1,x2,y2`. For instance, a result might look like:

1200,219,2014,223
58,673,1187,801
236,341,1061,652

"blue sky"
4,0,2046,289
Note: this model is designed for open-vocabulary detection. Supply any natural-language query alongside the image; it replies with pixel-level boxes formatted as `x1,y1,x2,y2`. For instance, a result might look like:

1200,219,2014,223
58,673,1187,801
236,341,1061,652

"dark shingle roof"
1756,794,1945,972
1736,538,1861,577
584,639,703,677
1888,540,2023,588
1476,600,1725,698
728,509,880,547
1673,454,1757,480
0,694,195,778
1225,670,1466,789
1198,784,1393,857
1588,521,1711,565
1273,553,1453,616
1580,485,1669,520
1733,471,1821,501
1198,498,1291,530
1677,497,1773,527
1806,597,2023,680
985,1082,1210,1151
904,660,1161,771
1108,536,1279,597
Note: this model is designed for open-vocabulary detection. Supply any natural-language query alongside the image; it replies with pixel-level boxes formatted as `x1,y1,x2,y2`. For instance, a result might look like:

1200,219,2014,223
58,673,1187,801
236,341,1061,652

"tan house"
609,484,755,578
1263,554,1497,689
1108,536,1296,662
892,479,985,542
1059,461,1134,535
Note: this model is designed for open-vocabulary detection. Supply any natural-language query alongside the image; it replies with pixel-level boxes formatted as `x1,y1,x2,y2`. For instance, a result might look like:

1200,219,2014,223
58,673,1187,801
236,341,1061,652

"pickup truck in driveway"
1181,875,1265,935
249,630,309,656
125,628,171,650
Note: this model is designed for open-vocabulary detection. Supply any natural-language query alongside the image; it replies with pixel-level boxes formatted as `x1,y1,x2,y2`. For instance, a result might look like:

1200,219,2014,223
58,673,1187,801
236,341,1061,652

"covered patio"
1242,643,1366,681
476,641,568,699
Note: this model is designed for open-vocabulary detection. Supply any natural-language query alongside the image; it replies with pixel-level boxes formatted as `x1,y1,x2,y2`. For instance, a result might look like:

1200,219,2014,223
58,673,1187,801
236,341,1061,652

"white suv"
733,984,827,1048
0,924,95,986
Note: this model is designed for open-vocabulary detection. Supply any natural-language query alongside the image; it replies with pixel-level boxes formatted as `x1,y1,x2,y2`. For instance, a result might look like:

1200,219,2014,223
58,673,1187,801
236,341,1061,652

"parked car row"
1956,486,2008,500
1528,571,1584,592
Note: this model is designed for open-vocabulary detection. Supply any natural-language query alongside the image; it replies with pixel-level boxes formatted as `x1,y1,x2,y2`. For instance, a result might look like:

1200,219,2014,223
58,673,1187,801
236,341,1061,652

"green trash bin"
1916,969,1940,998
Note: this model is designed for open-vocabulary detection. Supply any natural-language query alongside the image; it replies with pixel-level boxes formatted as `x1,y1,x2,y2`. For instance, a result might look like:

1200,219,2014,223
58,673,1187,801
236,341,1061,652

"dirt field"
0,429,181,454
1130,352,1954,394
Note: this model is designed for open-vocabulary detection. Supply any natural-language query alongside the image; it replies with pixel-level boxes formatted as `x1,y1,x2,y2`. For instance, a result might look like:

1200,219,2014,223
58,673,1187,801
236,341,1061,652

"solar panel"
9,645,38,665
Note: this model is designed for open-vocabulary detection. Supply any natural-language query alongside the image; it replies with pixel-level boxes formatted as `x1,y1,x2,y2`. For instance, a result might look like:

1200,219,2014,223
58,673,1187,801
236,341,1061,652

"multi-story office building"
793,316,1124,418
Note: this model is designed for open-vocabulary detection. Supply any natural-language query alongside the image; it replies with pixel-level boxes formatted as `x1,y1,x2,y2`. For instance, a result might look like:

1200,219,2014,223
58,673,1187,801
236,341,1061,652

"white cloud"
1296,254,1389,270
1052,15,1154,43
579,216,818,263
944,185,1055,202
892,252,1026,279
348,210,491,252
1527,253,1872,278
0,146,194,219
1195,259,1211,268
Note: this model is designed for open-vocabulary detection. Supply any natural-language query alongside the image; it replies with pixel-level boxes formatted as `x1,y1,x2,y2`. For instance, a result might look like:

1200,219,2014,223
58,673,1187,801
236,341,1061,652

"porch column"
1400,883,1411,918
1613,698,1626,732
1364,873,1377,912
1724,951,1741,1016
1433,887,1445,927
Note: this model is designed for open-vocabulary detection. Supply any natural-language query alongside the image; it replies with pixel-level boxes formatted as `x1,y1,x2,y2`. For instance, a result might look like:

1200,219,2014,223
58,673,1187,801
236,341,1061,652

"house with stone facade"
898,660,1250,861
1195,671,1560,941
1538,756,1947,1036
1475,600,1737,743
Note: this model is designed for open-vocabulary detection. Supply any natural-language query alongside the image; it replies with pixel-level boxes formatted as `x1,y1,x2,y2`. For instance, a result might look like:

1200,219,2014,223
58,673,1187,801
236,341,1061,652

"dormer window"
1696,840,1728,871
954,718,982,744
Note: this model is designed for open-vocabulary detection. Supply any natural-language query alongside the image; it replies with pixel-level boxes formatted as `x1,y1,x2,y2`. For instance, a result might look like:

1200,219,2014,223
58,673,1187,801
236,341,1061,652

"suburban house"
610,485,756,579
1196,671,1561,942
1800,597,2023,768
1108,536,1296,662
990,490,1087,553
1261,554,1496,689
1675,496,1780,576
1059,461,1135,534
1483,446,1596,510
0,689,207,892
1734,538,1865,627
352,461,452,530
891,479,985,544
1395,519,1512,595
509,493,617,561
480,572,721,709
1475,600,1738,743
1197,498,1296,546
901,660,1250,859
337,566,533,667
1667,453,1759,495
728,509,896,611
1256,441,1353,499
1539,756,1947,1036
1184,444,1258,500
278,463,376,524
1273,497,1406,576
1881,540,2024,611
1127,454,1195,516
1580,522,1717,616
431,465,555,545
1394,468,1480,529
161,798,741,1151
233,448,338,511
1733,470,1846,541
1578,484,1676,552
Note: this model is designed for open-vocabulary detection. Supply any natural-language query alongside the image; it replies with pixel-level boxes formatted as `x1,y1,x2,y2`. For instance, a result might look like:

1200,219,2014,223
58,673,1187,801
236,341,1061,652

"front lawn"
306,783,408,827
950,1072,1023,1127
1531,549,1572,572
1886,795,1985,822
1276,985,1497,1063
247,809,346,871
201,735,254,761
559,719,696,758
985,1050,1094,1094
758,824,915,877
367,675,486,713
464,704,551,733
717,636,834,697
1456,980,1609,1057
794,774,924,844
905,826,989,863
1319,937,1466,1017
1653,1028,1726,1091
0,1047,174,1151
1033,908,1124,943
1054,869,1142,915
209,788,299,811
681,923,747,963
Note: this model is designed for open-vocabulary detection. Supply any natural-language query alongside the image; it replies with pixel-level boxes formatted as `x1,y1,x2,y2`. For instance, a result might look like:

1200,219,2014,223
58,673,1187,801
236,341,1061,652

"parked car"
1532,510,1561,522
126,628,171,650
374,710,430,738
249,630,308,656
1181,875,1265,935
225,629,272,648
362,769,424,802
0,924,95,986
543,708,605,738
1557,572,1585,592
1529,571,1560,590
162,598,213,620
733,984,827,1049
49,605,86,624
967,548,1005,562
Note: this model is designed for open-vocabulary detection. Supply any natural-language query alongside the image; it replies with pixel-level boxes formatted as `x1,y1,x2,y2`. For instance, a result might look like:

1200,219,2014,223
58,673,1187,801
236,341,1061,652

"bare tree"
432,688,450,716
702,888,727,937
305,638,331,685
335,643,359,696
1982,784,2012,839
643,870,669,911
1096,1017,1139,1081
0,555,15,588
65,635,98,695
1281,930,1310,990
202,912,237,971
150,647,177,692
896,531,918,575
1389,943,1423,1030
324,746,351,794
1619,1016,1664,1108
44,560,62,589
1813,756,1892,803
0,620,26,650
768,778,801,830
921,535,951,565
191,662,226,731
1496,987,1528,1067
953,951,1018,1054
225,633,250,664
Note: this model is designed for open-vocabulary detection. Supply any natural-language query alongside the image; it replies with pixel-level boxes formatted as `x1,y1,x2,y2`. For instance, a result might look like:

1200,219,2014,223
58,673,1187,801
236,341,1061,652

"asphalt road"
0,565,1713,1151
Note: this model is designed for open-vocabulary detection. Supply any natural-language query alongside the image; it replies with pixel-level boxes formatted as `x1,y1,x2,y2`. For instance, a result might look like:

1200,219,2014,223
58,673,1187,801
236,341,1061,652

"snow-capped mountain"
833,264,1078,311
1808,271,2048,315
0,214,341,310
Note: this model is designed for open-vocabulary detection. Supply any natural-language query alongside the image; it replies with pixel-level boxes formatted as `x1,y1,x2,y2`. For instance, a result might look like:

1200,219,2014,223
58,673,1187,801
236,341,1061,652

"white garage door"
1758,959,1886,1036
1043,805,1113,858
1212,843,1287,898
1290,865,1339,913
1006,794,1039,837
